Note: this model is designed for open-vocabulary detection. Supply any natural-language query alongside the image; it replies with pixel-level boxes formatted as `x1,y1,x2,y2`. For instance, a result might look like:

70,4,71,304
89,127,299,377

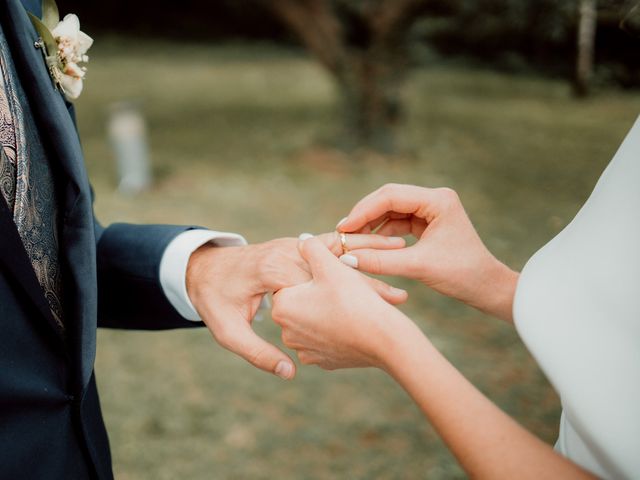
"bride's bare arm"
272,238,594,479
386,322,594,479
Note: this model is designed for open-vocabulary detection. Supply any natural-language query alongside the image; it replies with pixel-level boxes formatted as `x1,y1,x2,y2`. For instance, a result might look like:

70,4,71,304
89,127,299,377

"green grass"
77,37,640,479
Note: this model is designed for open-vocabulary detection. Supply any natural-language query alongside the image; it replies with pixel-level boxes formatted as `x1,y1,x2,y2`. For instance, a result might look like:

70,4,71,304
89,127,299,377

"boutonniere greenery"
28,0,93,101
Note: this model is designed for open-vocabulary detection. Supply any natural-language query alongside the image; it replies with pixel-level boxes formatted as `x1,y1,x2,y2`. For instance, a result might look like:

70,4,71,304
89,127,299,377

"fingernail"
275,361,293,380
336,217,348,230
339,254,358,268
391,287,407,296
389,236,405,245
298,233,314,241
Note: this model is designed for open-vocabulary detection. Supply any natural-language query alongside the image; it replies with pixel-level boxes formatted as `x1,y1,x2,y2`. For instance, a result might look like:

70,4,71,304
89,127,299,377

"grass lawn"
76,37,640,479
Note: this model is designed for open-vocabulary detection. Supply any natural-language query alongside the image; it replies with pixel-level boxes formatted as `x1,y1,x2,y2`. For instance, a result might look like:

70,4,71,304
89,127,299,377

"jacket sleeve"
95,219,206,330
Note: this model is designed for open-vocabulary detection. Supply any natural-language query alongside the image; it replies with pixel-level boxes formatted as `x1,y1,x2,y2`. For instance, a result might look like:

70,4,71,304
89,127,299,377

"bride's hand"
272,236,418,370
301,231,409,306
337,184,519,322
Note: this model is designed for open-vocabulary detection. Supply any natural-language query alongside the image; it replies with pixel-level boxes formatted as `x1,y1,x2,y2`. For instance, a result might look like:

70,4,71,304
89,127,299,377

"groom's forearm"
96,222,204,330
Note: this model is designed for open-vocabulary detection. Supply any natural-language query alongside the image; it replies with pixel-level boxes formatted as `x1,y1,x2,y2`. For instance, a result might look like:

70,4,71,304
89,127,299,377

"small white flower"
50,14,93,100
63,61,84,79
58,73,83,100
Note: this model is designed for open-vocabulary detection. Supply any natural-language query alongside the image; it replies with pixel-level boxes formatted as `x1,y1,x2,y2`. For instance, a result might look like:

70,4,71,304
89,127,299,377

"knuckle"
369,252,383,275
327,231,341,254
383,235,398,245
246,344,268,367
271,295,284,321
259,244,288,272
437,187,460,207
258,251,277,277
271,308,284,326
377,280,392,294
379,183,398,196
280,330,294,349
271,291,291,320
298,352,313,365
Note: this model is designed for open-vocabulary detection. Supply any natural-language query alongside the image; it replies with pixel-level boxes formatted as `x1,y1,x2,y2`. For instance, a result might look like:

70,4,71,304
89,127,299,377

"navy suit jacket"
0,0,203,477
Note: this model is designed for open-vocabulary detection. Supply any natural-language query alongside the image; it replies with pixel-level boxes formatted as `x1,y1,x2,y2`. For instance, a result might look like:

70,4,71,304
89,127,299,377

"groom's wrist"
160,229,250,321
186,244,259,318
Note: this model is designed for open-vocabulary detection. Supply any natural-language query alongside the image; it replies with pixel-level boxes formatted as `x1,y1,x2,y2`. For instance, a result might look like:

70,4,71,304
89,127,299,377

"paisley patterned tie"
0,25,64,329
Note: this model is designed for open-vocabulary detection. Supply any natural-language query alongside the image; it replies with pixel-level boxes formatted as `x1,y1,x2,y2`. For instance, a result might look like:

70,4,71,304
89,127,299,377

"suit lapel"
19,0,40,17
1,0,98,388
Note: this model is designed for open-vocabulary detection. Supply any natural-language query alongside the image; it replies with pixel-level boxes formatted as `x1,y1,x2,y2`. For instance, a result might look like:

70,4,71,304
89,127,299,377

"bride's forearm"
379,318,594,479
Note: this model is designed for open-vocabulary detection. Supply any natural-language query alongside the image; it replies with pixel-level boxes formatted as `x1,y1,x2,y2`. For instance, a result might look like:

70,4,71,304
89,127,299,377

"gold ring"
340,232,349,254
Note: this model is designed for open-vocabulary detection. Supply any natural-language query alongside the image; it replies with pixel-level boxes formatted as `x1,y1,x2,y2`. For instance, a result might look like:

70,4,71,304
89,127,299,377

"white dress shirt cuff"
159,229,249,322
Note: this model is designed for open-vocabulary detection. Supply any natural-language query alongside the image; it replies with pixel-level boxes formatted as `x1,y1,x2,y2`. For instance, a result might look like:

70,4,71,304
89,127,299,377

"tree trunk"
265,0,422,153
337,53,404,153
574,0,597,97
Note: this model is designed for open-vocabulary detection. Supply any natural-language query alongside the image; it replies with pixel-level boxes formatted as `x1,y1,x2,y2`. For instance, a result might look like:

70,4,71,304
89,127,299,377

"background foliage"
62,0,640,152
62,0,640,86
76,37,640,478
43,0,640,477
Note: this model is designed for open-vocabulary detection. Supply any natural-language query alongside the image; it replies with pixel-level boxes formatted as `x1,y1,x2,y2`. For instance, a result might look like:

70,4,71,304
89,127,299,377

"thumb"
298,235,341,279
213,311,296,380
339,246,417,278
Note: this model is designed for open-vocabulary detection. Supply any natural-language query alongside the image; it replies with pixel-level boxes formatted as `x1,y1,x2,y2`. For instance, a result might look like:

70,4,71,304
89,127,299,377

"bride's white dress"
514,116,640,479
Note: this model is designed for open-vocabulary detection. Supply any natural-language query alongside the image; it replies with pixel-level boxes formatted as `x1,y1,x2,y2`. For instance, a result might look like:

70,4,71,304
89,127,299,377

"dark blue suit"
0,0,203,477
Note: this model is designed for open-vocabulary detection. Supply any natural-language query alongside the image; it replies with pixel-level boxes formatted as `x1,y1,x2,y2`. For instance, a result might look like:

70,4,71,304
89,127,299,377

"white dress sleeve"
513,115,640,479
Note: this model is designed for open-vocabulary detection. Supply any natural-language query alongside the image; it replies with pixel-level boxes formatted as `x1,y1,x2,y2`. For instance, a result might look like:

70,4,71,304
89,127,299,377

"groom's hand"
185,234,407,380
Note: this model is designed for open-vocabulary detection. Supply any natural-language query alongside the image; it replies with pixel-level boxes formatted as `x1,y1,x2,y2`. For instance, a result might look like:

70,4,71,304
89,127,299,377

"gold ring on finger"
340,232,350,254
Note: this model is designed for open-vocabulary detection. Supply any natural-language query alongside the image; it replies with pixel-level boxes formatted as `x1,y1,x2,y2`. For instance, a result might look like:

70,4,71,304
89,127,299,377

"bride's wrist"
375,310,433,373
474,259,519,322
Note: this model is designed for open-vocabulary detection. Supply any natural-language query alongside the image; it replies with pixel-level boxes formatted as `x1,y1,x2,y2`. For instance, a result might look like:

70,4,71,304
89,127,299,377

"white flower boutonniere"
28,0,93,101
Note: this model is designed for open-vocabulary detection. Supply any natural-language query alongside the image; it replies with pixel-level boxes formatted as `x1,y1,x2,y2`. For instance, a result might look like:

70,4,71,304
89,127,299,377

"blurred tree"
263,0,428,152
574,0,598,96
620,1,640,36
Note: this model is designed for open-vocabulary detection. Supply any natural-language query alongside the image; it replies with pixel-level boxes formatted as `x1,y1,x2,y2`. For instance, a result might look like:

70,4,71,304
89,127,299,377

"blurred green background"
65,1,640,478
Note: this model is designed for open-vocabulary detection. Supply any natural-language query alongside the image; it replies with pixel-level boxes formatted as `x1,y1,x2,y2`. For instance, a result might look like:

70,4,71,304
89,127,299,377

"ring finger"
321,231,405,256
